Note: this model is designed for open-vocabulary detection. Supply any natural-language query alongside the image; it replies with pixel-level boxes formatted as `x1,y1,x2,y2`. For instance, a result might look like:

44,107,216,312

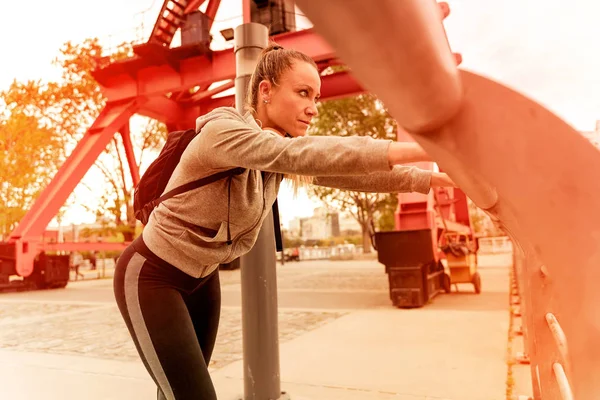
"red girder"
187,80,234,104
184,0,208,14
120,122,140,188
10,1,472,283
9,26,349,278
96,29,336,102
185,70,365,114
203,0,221,28
140,95,186,124
243,0,251,23
132,70,365,128
10,100,140,276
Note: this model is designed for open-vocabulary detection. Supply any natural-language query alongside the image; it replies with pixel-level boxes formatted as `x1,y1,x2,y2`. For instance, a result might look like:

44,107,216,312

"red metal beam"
190,70,365,112
296,0,600,393
172,71,365,128
184,0,208,13
204,0,221,29
138,95,186,123
9,100,140,276
186,80,234,104
243,0,251,23
148,0,189,47
100,29,337,102
119,122,140,188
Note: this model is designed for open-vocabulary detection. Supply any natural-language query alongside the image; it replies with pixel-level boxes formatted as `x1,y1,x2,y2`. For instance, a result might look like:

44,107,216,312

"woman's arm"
196,108,433,177
312,168,456,194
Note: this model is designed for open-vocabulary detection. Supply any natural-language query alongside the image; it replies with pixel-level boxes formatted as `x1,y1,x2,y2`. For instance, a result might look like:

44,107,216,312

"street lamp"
220,28,234,41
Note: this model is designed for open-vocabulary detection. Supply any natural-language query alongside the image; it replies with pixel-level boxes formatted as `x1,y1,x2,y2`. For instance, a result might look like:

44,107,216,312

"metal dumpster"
373,229,444,308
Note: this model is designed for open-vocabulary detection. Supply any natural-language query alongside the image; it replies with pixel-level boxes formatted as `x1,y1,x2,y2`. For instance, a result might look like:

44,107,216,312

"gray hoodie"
143,107,432,278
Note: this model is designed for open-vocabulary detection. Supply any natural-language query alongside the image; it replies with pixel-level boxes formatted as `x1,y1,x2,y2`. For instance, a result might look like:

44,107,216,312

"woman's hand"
388,142,431,166
431,172,458,188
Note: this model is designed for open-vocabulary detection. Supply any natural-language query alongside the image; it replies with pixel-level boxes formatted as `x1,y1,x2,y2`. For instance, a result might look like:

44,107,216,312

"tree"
79,118,168,240
0,38,128,146
54,39,172,240
0,107,65,240
308,93,399,253
49,38,170,241
468,199,505,237
4,38,167,241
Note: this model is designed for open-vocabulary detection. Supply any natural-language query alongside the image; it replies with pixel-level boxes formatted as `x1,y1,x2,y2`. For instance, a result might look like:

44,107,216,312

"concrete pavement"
0,258,513,400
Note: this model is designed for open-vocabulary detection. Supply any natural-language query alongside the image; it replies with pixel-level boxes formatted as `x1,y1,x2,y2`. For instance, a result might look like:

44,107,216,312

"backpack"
133,128,245,229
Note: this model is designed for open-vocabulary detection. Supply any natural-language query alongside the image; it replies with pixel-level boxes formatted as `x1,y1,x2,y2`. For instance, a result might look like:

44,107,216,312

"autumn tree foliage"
308,92,400,253
0,104,65,240
2,38,167,241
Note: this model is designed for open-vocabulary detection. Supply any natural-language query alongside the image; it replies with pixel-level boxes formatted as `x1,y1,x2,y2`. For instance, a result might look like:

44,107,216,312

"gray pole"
234,23,286,400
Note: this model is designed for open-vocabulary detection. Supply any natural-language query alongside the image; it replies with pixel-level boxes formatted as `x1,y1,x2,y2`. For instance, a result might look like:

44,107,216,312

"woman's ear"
258,80,272,103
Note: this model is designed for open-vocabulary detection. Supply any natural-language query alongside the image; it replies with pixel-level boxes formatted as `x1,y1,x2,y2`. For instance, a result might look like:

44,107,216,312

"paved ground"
0,256,516,400
0,260,394,374
0,301,345,371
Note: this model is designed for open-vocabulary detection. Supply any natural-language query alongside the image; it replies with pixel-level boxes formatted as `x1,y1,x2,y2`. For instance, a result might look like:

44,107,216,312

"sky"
2,0,600,228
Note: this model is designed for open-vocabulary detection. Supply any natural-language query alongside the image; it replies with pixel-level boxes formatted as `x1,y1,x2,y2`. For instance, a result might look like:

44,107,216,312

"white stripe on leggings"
125,253,175,400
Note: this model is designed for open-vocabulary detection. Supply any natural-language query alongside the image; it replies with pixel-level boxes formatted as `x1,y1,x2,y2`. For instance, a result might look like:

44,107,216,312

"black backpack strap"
158,167,244,204
143,168,245,218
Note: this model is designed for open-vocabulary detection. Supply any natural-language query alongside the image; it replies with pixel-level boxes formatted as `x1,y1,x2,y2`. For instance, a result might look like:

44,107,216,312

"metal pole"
234,23,286,400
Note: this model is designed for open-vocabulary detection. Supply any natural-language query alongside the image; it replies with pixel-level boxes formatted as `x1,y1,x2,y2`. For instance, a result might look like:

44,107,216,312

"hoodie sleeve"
195,113,393,176
311,166,432,194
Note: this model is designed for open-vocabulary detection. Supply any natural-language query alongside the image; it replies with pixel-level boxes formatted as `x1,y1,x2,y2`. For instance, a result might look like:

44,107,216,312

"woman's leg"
114,247,218,400
184,270,222,366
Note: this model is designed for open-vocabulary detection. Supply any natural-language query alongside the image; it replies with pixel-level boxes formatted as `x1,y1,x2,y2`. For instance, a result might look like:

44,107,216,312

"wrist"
388,142,431,166
430,173,442,187
431,172,457,188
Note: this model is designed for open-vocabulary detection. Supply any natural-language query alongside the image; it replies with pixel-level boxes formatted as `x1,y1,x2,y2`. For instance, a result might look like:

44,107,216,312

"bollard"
235,23,287,400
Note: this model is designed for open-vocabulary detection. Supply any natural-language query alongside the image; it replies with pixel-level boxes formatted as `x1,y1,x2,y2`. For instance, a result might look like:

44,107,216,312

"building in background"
287,217,302,238
299,207,330,241
338,212,361,236
287,207,361,241
43,222,110,243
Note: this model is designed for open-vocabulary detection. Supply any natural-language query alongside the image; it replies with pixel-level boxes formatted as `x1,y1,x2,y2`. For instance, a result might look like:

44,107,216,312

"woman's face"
259,60,321,137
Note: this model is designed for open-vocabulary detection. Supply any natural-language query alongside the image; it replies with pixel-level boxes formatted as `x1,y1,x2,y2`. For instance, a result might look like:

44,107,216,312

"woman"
114,44,456,399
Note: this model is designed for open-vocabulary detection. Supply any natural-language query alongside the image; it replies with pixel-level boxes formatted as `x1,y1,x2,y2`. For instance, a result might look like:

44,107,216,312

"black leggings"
114,236,221,400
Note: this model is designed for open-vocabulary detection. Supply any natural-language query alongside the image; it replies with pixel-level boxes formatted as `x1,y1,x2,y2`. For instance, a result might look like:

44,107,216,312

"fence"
69,257,116,281
478,236,514,254
296,244,365,261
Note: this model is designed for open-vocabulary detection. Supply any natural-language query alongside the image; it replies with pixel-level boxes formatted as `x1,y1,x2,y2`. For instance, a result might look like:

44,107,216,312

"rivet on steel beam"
514,326,524,336
540,265,549,278
515,352,530,365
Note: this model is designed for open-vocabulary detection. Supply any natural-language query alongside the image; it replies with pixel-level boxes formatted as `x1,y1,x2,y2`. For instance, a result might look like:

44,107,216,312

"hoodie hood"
196,107,258,133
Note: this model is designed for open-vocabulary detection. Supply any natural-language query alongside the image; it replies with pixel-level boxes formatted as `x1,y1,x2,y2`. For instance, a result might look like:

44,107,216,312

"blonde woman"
114,42,456,399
